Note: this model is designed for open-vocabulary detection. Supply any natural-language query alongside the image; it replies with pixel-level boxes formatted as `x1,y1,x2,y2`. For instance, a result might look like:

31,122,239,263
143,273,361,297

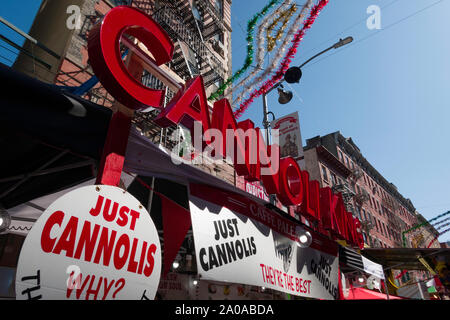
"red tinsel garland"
234,0,330,119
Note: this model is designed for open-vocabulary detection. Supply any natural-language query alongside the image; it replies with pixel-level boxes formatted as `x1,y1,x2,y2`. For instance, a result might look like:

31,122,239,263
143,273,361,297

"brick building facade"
303,131,430,249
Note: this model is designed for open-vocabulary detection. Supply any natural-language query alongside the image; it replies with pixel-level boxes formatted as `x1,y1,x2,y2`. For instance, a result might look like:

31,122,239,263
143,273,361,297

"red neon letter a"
154,76,211,136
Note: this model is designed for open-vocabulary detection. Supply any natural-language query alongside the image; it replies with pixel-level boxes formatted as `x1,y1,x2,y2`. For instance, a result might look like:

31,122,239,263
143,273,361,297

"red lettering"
143,243,157,277
52,216,78,257
154,76,211,137
113,233,130,270
299,171,315,218
354,218,365,249
259,135,281,195
67,273,91,299
85,275,102,300
127,237,139,273
308,180,321,221
138,241,148,275
129,209,140,231
102,277,115,300
89,195,104,217
343,211,356,244
74,221,100,261
320,188,341,235
88,6,174,110
277,157,303,206
41,210,64,253
117,205,130,227
93,228,117,266
333,194,346,239
236,119,260,181
103,200,118,222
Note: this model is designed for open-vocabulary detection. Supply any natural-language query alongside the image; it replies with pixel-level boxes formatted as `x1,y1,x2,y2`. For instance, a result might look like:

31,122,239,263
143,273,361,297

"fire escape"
56,1,228,151
132,0,227,88
332,183,355,215
126,0,228,151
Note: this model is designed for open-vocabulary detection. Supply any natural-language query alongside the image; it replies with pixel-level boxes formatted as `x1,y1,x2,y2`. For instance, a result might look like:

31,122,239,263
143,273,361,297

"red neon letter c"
88,6,174,110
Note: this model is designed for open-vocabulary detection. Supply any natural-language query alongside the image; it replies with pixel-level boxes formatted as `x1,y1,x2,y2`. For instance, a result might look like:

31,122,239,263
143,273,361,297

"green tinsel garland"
207,0,282,101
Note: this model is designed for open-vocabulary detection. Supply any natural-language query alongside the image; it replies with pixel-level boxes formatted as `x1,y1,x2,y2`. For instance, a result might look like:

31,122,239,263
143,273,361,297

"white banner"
189,195,339,300
362,255,385,279
15,185,161,300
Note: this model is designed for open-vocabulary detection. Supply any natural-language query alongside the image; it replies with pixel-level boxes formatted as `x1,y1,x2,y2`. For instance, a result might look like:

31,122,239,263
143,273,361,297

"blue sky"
230,0,450,243
0,1,42,65
0,0,449,243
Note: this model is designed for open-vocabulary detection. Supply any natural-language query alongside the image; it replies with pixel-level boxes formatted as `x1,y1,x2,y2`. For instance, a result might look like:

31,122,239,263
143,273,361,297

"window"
215,0,224,17
192,3,203,25
331,173,337,186
321,165,328,182
338,151,343,162
213,31,224,44
356,207,361,220
214,77,224,89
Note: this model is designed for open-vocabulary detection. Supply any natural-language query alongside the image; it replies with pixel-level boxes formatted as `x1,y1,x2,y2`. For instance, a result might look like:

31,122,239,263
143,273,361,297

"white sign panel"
189,195,339,300
271,112,304,166
362,255,385,279
16,185,161,300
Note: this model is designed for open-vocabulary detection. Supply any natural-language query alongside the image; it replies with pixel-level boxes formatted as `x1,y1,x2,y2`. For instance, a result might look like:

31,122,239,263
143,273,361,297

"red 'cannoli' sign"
15,185,161,300
87,6,364,249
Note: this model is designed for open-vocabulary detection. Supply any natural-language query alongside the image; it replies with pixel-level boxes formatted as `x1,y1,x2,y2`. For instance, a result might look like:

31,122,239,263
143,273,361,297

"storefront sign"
87,5,364,249
271,112,304,162
189,184,339,300
15,185,161,300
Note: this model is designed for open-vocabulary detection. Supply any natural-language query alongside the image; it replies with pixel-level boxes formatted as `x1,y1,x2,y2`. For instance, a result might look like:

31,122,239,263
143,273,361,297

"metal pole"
298,45,334,69
0,16,60,60
384,269,391,300
262,92,270,144
261,82,283,144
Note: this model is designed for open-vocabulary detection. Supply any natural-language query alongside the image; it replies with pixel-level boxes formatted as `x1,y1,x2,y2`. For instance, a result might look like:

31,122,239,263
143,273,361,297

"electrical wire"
303,0,446,69
298,0,402,61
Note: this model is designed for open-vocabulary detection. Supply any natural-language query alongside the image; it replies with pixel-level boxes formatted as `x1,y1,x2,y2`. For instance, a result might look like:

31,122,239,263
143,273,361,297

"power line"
299,0,402,61
0,52,13,64
303,0,446,69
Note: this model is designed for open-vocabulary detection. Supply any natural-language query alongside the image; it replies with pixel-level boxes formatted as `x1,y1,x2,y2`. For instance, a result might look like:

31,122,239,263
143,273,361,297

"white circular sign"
16,185,161,300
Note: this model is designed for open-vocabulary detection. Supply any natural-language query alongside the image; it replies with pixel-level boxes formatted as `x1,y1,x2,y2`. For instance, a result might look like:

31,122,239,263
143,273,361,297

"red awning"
344,287,404,300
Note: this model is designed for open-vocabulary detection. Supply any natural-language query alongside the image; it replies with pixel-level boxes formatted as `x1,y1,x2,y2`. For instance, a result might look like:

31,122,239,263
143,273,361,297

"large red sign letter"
88,6,174,110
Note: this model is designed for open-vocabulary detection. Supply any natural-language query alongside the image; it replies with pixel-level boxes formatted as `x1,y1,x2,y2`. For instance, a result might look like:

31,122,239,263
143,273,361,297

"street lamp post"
262,82,289,143
261,37,354,142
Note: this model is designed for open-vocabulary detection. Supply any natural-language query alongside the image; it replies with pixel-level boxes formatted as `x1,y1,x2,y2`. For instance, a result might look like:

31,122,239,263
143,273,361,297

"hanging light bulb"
0,207,11,233
172,261,180,269
193,280,198,286
295,226,312,248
